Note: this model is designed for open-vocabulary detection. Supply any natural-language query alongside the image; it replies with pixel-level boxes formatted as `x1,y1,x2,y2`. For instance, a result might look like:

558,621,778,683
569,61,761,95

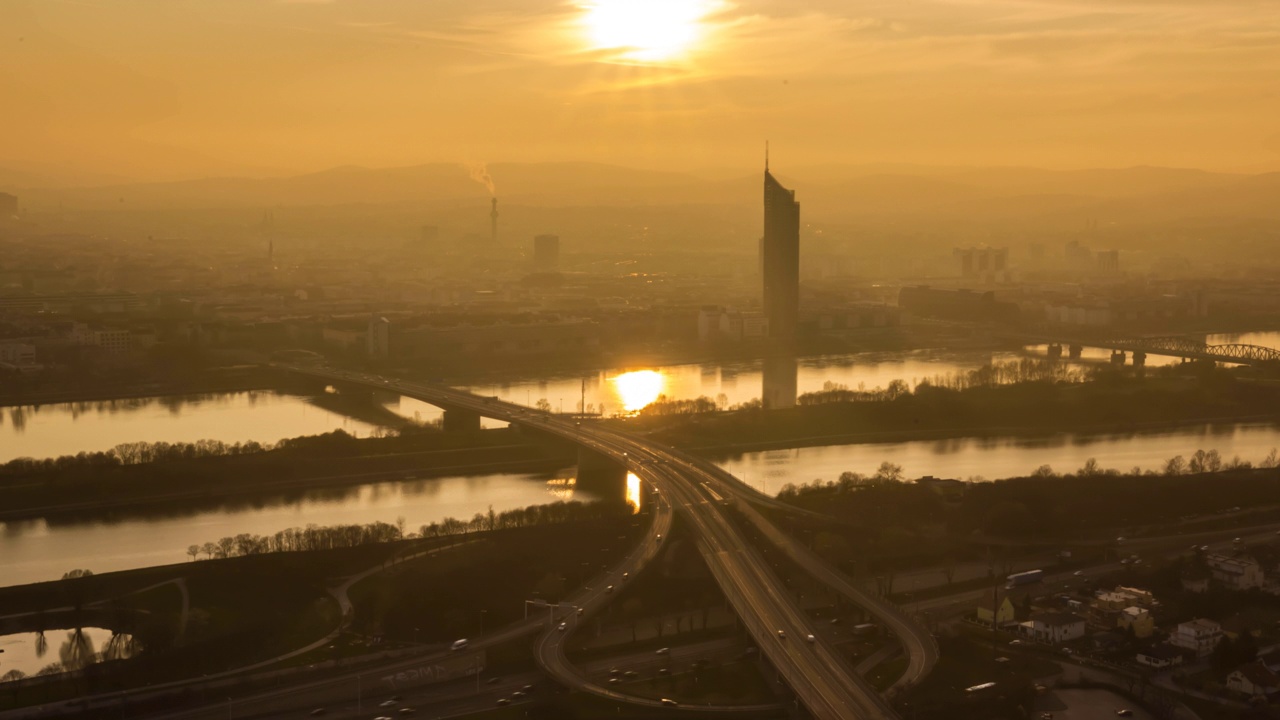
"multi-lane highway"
288,366,909,719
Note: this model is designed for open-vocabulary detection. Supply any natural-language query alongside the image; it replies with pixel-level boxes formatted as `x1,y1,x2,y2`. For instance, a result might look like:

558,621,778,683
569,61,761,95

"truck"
1005,569,1043,588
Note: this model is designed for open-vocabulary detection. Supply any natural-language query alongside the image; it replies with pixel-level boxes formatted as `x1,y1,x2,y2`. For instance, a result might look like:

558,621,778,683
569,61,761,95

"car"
486,677,500,684
512,690,527,698
609,668,621,676
450,639,469,651
521,684,535,692
1009,639,1022,646
577,607,584,616
622,572,629,580
806,634,816,643
624,670,639,678
1073,571,1084,576
1116,536,1125,542
1116,711,1133,717
829,618,841,625
656,647,670,655
606,585,614,593
777,630,786,639
397,709,416,716
496,699,510,706
379,700,397,708
608,677,621,684
656,534,663,542
558,622,567,631
658,667,670,675
661,699,679,707
373,717,393,720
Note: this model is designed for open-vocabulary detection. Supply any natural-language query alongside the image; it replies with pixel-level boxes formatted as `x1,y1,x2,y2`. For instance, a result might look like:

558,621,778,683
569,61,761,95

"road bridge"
275,365,926,719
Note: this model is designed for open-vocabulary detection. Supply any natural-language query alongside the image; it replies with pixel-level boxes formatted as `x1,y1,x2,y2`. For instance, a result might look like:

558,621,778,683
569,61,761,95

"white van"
451,639,469,651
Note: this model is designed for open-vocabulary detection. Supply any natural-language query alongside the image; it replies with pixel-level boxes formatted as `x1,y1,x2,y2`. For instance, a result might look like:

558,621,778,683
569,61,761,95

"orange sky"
4,0,1280,182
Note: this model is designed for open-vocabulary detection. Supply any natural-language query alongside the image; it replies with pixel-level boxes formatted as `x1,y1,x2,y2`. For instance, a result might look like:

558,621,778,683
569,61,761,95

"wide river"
1,331,1276,588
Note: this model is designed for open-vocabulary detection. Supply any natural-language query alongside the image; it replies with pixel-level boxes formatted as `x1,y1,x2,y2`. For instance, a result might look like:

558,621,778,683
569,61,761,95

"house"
1170,618,1224,658
977,589,1026,627
1228,662,1280,698
1137,645,1184,669
1021,612,1087,644
1118,607,1155,639
1206,554,1265,590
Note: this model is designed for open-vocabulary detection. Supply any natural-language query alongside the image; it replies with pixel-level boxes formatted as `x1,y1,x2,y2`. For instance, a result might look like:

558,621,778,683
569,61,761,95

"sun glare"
613,370,665,412
581,0,717,62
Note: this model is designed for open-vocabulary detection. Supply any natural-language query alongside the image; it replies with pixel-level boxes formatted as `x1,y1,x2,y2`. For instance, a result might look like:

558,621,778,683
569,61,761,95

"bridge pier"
576,447,628,500
1110,351,1126,366
1068,344,1082,359
442,408,481,433
1047,344,1062,360
1132,351,1146,367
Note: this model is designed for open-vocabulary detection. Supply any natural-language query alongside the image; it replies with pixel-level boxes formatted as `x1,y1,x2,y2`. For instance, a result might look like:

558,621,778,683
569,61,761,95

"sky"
3,0,1280,183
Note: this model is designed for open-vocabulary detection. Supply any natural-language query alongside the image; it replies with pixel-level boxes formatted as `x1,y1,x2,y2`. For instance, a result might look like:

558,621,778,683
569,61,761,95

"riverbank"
620,371,1280,456
0,427,574,523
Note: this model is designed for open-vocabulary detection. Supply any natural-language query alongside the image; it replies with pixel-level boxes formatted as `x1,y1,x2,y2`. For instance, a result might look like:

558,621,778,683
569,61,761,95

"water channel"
2,332,1276,588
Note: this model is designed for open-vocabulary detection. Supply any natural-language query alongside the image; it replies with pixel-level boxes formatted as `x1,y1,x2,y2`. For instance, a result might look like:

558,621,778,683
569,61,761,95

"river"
2,332,1276,588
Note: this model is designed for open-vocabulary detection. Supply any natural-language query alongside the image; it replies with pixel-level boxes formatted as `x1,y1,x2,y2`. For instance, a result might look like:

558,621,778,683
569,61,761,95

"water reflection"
762,355,798,409
0,392,379,463
625,472,642,514
613,370,664,412
0,628,136,681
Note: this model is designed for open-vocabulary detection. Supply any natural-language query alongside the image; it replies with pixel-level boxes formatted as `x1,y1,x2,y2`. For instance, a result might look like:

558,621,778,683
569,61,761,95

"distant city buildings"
367,315,390,358
533,234,560,271
954,246,1009,284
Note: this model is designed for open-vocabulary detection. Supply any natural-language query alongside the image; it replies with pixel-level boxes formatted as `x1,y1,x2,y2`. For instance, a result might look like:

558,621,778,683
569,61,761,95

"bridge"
1020,332,1280,367
279,365,937,719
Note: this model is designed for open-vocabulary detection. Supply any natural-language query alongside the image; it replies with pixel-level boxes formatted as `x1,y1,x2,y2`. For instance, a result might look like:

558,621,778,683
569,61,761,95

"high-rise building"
762,162,800,346
533,234,560,271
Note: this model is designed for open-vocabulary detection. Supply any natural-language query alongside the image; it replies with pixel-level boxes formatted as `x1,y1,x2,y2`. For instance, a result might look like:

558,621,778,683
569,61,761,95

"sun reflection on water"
625,472,642,514
612,370,665,413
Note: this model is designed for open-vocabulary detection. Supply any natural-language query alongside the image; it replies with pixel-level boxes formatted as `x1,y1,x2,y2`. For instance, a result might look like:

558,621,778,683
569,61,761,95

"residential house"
1118,607,1155,639
1206,554,1265,590
1021,612,1087,644
1181,566,1211,594
1137,646,1184,669
977,589,1026,627
1228,662,1280,698
1169,618,1224,658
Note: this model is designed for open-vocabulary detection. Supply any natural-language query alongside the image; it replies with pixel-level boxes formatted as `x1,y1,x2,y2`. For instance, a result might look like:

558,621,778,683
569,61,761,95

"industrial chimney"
490,197,499,243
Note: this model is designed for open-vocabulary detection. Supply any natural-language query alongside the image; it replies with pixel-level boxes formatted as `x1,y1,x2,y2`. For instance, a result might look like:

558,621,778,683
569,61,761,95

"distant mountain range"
7,162,1280,224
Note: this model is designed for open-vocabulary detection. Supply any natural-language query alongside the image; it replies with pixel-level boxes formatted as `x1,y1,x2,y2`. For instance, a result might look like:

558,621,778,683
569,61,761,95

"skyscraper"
762,159,800,346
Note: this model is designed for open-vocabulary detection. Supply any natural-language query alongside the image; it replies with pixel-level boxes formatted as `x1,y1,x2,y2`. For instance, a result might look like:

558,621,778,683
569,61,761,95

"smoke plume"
468,162,496,197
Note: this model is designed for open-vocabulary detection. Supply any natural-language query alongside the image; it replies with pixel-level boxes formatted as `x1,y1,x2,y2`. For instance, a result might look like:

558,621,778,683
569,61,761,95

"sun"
581,0,718,63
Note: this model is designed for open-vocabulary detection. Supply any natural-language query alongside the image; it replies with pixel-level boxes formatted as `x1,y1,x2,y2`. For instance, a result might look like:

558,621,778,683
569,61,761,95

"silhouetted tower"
490,197,499,243
762,147,800,347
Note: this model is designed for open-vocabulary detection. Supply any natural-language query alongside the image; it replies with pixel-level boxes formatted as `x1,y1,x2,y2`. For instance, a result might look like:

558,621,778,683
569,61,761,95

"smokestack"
490,197,499,243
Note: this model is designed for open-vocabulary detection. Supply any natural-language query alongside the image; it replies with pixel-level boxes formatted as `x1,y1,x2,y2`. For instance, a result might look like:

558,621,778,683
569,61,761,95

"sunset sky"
5,0,1280,182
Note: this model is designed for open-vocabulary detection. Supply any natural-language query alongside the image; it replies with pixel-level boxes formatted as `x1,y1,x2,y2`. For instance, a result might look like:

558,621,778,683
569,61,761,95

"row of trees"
187,520,405,560
0,429,384,477
796,359,1090,406
186,500,635,560
775,447,1280,501
419,500,634,538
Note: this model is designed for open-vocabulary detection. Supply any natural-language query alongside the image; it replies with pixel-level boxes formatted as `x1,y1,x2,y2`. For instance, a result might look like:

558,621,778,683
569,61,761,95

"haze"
5,0,1280,183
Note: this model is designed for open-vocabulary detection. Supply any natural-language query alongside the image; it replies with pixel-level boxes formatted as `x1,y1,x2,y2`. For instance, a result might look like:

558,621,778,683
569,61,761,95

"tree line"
186,500,634,560
0,429,379,477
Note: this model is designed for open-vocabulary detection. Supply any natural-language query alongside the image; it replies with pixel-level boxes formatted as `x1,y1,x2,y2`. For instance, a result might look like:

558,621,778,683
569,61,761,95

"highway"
289,366,905,719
